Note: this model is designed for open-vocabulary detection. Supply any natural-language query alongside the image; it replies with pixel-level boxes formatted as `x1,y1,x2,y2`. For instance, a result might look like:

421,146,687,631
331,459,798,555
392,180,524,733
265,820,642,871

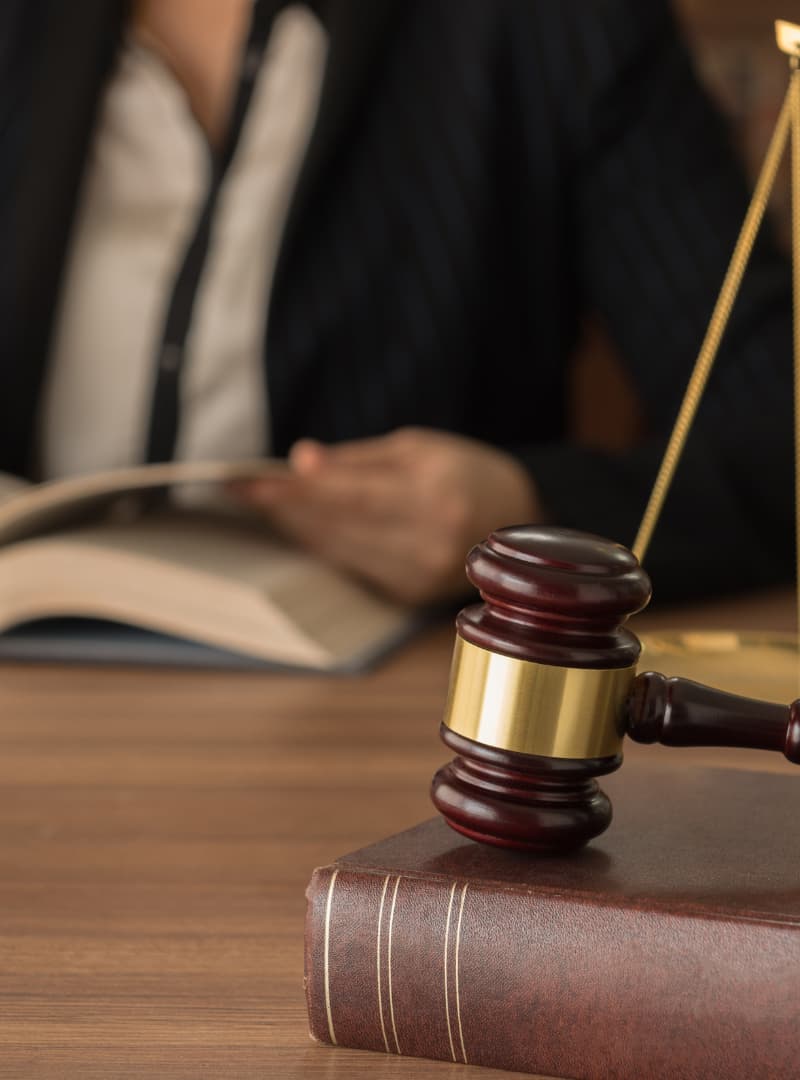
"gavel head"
430,525,652,853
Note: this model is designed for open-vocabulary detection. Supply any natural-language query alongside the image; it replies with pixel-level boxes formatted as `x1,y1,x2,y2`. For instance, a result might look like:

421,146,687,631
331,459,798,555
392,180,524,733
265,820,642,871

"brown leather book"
305,762,800,1079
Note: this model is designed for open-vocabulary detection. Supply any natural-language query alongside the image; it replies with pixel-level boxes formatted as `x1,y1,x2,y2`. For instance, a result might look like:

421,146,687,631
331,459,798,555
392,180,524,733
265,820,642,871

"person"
1,0,794,605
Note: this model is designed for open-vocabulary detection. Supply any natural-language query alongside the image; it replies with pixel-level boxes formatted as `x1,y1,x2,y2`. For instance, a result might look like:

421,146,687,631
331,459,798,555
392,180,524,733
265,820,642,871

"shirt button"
243,48,261,81
160,344,182,373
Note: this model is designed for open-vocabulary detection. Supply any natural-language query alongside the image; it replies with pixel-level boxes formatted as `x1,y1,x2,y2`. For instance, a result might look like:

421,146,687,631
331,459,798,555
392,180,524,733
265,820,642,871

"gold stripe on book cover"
387,877,402,1054
376,875,392,1053
443,882,458,1061
454,883,469,1065
323,869,339,1045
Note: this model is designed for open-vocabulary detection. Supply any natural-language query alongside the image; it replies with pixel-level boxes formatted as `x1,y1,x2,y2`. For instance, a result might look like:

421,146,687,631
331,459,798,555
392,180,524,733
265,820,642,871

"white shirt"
40,4,327,480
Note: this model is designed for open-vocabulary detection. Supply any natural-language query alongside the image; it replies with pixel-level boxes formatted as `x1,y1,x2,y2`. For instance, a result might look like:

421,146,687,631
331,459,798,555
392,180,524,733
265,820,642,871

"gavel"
430,525,800,853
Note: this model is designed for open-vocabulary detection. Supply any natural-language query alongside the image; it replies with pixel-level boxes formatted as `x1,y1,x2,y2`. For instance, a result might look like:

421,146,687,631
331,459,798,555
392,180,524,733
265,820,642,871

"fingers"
229,427,541,605
266,499,463,604
240,435,411,519
271,504,406,585
239,465,405,520
288,439,327,474
290,430,419,469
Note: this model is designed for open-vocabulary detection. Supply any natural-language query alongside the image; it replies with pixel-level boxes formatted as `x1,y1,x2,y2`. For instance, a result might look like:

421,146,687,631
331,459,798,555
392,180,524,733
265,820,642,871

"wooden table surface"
0,589,797,1079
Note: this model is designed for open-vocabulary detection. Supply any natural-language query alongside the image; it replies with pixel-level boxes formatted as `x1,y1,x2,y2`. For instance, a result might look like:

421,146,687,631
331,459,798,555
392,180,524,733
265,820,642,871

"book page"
0,458,287,547
76,511,413,664
0,510,415,669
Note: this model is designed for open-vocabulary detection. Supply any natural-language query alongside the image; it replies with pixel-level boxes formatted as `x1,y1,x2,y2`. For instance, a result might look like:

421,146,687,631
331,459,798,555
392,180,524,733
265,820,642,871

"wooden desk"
0,591,797,1079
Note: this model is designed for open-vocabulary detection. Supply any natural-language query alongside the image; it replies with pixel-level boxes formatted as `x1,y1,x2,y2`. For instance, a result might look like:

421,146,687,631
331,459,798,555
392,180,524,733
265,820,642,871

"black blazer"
1,0,794,598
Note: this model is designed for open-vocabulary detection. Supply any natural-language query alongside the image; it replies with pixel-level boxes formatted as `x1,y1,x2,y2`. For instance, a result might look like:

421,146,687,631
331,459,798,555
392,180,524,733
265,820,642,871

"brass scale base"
639,631,797,704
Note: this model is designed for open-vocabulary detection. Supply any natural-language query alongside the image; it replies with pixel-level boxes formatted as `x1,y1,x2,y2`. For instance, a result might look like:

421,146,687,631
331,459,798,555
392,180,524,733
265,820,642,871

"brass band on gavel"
442,637,635,760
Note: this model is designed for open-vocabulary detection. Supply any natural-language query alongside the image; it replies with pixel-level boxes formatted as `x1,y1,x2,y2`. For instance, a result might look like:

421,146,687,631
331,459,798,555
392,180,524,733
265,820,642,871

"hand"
233,428,542,604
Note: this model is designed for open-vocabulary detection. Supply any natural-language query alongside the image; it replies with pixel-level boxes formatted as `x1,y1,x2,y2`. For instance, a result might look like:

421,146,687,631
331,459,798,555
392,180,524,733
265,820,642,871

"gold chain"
790,60,800,644
632,83,793,563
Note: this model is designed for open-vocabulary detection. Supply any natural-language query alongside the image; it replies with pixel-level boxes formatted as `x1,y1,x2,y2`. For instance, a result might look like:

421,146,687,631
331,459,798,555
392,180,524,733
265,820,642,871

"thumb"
288,438,328,475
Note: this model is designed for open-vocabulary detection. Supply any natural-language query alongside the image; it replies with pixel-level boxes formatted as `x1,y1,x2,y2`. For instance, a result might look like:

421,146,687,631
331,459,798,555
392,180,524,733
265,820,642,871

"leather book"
305,762,800,1079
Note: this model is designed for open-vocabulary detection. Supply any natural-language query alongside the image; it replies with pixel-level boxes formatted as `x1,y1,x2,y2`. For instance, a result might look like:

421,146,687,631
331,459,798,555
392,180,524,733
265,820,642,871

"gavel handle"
625,671,800,764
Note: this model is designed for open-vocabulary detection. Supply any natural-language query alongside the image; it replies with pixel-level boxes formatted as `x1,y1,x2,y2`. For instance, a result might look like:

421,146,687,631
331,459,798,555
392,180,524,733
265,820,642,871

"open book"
0,461,417,671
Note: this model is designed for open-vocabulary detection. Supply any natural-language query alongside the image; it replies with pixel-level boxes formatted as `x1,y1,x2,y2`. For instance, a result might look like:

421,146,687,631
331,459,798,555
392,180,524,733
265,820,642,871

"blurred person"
0,0,793,604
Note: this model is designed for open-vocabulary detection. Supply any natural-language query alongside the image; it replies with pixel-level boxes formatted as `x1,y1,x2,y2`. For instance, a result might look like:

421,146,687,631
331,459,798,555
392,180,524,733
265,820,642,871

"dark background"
573,1,792,450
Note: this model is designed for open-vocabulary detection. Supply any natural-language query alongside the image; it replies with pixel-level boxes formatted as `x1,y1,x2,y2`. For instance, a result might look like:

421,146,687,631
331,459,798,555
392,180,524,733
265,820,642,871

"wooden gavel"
430,525,800,853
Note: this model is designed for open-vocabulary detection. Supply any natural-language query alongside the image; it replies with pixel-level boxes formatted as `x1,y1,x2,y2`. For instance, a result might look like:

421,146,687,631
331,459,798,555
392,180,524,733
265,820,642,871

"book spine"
305,865,800,1079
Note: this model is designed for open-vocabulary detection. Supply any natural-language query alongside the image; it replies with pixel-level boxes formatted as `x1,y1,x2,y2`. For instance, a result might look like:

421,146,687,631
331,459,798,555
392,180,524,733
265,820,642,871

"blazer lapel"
5,0,125,476
267,0,403,454
274,0,403,285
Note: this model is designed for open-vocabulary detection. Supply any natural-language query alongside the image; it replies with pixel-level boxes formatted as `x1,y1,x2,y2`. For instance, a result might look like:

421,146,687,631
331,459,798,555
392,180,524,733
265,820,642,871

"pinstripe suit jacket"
0,0,794,598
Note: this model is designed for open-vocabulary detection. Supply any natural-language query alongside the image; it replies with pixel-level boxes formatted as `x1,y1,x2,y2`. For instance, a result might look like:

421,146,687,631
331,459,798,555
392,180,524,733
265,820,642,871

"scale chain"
632,78,794,564
790,59,800,660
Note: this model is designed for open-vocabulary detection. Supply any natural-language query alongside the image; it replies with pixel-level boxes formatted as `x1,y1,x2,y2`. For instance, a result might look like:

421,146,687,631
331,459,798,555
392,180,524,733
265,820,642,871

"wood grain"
0,592,796,1079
